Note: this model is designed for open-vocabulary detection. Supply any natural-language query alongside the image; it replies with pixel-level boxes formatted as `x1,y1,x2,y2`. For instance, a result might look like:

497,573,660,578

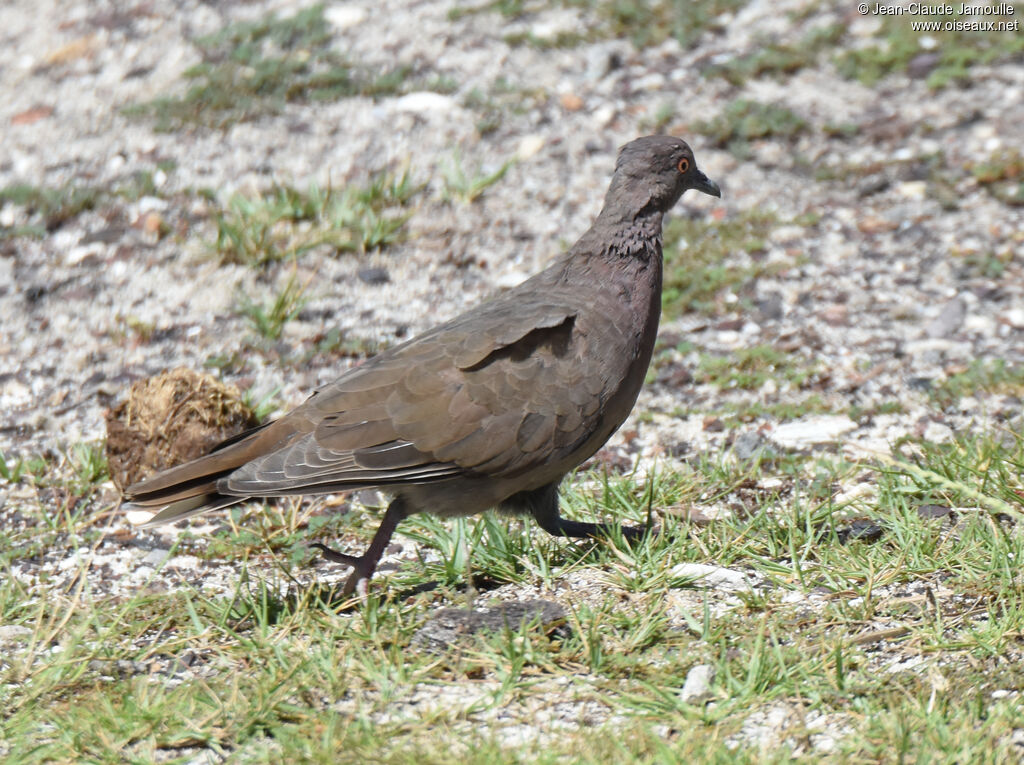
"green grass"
969,148,1024,207
697,345,819,391
930,359,1024,410
125,5,421,130
440,151,516,204
662,210,799,317
0,171,166,239
835,5,1024,89
211,172,419,266
0,450,49,485
450,0,746,49
704,24,844,85
695,99,809,159
3,429,1024,760
235,272,310,341
462,79,546,136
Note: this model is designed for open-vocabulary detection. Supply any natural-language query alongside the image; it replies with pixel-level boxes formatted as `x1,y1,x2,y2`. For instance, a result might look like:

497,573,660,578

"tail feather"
129,493,249,527
125,421,290,499
123,421,292,525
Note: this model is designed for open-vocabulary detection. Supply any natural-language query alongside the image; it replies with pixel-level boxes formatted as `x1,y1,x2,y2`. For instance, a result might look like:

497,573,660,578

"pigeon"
124,135,721,594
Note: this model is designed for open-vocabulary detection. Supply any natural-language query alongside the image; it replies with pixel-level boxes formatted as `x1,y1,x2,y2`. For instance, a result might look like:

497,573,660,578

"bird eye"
677,157,690,173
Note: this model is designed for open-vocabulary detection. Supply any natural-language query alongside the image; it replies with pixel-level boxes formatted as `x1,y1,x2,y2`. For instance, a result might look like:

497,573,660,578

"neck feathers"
576,206,664,261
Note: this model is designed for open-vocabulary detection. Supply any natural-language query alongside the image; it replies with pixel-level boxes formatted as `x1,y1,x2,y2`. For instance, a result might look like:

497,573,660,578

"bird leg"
513,482,650,542
533,512,647,542
310,497,407,596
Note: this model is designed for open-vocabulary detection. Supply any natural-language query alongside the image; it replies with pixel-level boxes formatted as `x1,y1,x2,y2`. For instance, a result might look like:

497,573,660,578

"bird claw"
309,542,360,567
309,543,374,598
619,522,659,542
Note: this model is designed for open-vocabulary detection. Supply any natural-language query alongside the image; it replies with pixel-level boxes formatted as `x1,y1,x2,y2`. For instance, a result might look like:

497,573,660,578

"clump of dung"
105,368,259,491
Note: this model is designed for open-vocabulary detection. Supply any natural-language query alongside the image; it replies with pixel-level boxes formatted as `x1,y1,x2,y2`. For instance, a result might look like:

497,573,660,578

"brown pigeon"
124,135,721,594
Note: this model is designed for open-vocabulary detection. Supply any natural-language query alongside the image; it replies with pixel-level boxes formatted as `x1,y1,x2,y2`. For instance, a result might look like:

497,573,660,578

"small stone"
925,296,965,338
560,93,584,112
357,267,390,285
138,211,164,236
1002,308,1024,330
756,292,785,321
516,135,545,160
965,314,996,334
592,105,616,128
923,421,954,443
142,548,170,567
908,52,941,78
679,664,716,704
836,519,885,544
11,105,53,125
858,216,898,234
917,504,953,520
733,430,774,461
391,92,456,114
670,563,752,592
858,175,890,197
897,181,927,199
703,416,724,432
770,415,857,449
324,5,368,30
820,304,848,326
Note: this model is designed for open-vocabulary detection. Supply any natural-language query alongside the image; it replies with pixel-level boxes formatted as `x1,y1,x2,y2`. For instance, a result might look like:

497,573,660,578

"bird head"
607,135,721,217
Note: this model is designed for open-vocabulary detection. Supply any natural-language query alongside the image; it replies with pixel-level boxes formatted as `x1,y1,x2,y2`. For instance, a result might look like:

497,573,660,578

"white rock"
770,416,858,449
141,548,169,568
390,92,457,115
324,5,368,31
965,315,996,334
516,135,545,160
670,563,752,592
923,422,954,443
1002,308,1024,330
592,105,616,128
897,181,927,199
679,664,716,704
137,195,169,214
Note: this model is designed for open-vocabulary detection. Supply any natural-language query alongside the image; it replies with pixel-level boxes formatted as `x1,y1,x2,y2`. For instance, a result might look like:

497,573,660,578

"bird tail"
122,421,281,527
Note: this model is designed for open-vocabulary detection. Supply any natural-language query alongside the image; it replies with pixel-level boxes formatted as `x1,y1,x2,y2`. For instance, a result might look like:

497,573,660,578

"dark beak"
692,170,721,198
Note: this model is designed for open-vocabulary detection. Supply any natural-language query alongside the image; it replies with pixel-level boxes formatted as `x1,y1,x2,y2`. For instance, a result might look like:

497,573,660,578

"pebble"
670,563,753,592
770,416,858,449
1003,308,1024,330
390,92,457,114
925,296,966,339
679,664,716,704
516,135,545,160
325,5,368,30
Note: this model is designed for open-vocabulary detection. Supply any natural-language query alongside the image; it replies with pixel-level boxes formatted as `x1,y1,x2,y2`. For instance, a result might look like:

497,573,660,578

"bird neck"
586,205,664,261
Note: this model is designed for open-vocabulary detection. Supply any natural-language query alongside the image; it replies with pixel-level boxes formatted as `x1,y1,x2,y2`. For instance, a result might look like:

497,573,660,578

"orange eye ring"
677,158,690,173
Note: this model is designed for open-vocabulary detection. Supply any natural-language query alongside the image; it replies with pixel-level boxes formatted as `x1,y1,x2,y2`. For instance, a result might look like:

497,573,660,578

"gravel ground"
2,0,1021,460
1,0,1023,753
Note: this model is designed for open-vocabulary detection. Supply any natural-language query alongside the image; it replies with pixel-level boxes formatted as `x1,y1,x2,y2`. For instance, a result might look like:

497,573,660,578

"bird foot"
619,522,659,542
309,543,374,596
309,542,360,566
